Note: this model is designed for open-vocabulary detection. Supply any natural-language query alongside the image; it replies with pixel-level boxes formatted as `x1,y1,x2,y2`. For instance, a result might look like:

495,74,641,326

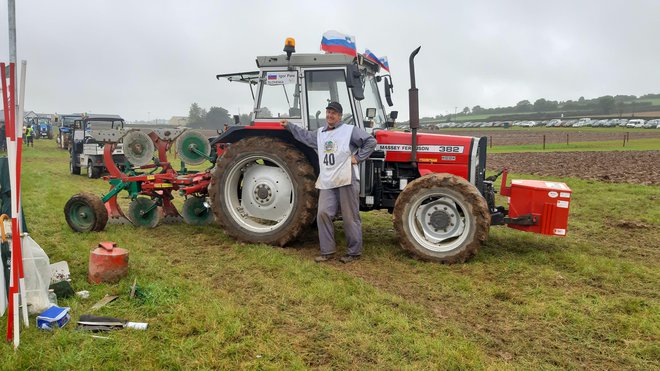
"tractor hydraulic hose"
408,46,421,163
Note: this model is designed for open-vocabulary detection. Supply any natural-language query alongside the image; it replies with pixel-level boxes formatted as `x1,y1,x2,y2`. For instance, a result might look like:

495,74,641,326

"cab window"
361,76,386,128
256,71,301,119
304,69,354,131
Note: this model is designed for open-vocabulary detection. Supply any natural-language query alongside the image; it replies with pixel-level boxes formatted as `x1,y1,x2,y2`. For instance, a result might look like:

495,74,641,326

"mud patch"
487,150,660,185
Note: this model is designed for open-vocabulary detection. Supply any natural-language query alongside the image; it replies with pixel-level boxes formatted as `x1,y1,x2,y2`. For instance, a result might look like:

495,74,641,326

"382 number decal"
438,146,462,153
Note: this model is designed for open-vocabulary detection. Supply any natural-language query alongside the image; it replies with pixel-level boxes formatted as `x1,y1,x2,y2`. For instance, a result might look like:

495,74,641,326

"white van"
626,119,646,128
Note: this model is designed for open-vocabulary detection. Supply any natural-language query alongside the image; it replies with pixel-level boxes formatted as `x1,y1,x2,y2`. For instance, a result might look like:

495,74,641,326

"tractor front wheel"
70,158,81,175
393,173,490,263
209,137,317,246
64,192,108,232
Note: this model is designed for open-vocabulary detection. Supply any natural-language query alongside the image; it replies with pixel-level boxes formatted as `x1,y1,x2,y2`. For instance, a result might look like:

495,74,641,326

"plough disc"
176,130,210,165
124,130,155,166
182,197,214,225
127,197,160,228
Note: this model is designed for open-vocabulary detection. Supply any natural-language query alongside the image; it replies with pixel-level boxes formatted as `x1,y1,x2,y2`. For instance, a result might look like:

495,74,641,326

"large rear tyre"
209,137,317,246
64,192,108,232
393,173,490,263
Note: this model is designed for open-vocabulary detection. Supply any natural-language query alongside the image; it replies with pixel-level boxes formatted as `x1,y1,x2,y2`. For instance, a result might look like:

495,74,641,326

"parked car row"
423,118,660,129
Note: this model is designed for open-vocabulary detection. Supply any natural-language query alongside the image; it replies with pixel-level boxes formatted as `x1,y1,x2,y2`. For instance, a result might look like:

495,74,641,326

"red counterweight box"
505,179,572,236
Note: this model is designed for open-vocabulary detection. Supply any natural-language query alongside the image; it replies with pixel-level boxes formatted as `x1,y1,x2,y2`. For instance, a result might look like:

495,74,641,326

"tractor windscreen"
62,117,78,127
361,76,387,128
304,69,353,131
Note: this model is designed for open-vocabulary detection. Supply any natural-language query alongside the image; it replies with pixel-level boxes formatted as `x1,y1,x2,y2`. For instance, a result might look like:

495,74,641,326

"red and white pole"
4,0,27,348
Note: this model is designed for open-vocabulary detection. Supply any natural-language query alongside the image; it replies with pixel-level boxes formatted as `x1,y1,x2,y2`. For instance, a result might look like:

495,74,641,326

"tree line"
423,93,660,122
187,103,250,129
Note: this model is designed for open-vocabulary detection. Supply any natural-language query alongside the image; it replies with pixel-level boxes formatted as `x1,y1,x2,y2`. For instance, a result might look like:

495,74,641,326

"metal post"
623,134,626,147
566,133,569,146
8,0,18,139
543,135,546,150
489,136,492,148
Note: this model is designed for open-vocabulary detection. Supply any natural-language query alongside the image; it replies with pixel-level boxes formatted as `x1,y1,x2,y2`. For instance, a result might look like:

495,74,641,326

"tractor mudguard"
211,125,319,174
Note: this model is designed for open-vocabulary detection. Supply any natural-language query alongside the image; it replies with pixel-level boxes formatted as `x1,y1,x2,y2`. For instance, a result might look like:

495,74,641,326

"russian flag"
321,30,357,57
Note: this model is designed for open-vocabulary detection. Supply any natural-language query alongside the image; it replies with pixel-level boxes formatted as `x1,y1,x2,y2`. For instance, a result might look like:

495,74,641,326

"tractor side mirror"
366,108,376,120
346,64,364,101
233,115,240,125
384,76,394,107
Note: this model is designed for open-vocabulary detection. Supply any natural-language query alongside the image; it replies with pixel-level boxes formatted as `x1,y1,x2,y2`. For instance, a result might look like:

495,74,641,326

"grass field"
1,140,658,369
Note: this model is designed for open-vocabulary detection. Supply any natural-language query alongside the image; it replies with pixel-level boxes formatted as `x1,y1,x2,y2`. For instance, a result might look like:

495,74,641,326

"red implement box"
506,179,572,236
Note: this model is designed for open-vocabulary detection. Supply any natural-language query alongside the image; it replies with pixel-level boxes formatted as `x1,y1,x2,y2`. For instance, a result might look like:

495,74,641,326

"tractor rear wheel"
64,192,108,232
393,173,490,263
88,160,101,179
209,137,317,246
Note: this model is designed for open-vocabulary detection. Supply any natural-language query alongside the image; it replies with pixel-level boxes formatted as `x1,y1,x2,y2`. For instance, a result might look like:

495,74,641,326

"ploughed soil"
426,129,660,146
487,150,660,185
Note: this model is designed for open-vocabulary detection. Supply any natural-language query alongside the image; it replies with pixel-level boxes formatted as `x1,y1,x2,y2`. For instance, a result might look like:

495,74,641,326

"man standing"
281,102,377,263
26,125,35,147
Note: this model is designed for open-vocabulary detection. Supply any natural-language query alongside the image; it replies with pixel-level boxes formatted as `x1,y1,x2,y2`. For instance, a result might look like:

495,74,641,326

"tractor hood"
374,130,480,180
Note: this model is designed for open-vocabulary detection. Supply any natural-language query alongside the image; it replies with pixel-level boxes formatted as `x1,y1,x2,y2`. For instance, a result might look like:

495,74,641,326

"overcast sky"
1,0,658,122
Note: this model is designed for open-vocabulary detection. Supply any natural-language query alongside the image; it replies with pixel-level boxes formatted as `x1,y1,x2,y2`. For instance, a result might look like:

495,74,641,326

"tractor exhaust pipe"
408,46,421,163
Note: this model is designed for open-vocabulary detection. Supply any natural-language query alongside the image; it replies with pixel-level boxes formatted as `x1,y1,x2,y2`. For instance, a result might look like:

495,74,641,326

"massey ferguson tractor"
65,39,571,263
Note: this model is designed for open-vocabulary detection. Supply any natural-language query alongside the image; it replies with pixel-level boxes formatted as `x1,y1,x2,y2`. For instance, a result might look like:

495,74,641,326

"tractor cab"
217,50,395,134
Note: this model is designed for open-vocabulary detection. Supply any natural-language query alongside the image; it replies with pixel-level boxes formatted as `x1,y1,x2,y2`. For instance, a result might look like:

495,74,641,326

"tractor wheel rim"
407,190,471,252
223,154,295,233
69,201,95,230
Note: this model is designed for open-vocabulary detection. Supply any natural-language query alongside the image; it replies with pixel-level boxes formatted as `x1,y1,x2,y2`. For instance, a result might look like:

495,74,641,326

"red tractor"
208,41,572,263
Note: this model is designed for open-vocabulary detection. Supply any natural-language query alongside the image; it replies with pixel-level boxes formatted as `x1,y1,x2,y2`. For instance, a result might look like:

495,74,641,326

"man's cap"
326,102,343,114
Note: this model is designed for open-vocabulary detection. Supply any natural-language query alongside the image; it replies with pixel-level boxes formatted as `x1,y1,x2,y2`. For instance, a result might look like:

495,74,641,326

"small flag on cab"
364,49,390,72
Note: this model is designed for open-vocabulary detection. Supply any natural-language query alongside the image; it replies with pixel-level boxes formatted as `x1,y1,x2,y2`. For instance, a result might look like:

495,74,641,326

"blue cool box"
36,306,71,330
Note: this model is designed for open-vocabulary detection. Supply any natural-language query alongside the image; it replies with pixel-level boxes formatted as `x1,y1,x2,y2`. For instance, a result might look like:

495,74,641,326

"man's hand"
351,155,358,164
280,119,288,128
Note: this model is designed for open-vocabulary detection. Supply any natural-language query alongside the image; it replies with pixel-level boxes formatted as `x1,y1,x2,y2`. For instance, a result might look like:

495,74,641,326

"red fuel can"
506,179,572,236
88,241,129,284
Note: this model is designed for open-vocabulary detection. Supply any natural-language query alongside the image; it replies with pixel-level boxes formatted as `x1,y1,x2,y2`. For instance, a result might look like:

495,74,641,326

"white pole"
18,61,28,327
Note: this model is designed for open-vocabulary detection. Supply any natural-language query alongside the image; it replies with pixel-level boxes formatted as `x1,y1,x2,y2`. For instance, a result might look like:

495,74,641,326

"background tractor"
56,113,82,149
